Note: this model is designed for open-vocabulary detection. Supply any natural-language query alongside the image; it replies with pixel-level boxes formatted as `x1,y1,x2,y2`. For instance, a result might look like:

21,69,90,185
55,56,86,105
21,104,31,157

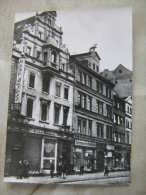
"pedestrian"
62,162,66,179
17,160,24,179
80,165,84,175
57,161,62,178
50,160,55,178
104,165,109,176
23,160,30,178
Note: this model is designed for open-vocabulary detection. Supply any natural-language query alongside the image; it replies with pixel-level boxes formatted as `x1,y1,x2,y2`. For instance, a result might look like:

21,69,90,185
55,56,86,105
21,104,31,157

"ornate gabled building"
5,11,74,176
70,46,115,172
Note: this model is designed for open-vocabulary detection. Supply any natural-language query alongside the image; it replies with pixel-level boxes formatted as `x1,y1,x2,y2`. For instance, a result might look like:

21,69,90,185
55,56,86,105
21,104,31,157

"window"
76,91,81,107
79,71,82,83
113,114,116,123
93,63,95,70
36,50,41,59
82,119,87,134
42,139,56,170
29,73,35,88
106,105,112,119
96,80,103,94
119,69,122,73
41,102,48,121
26,98,33,118
27,46,31,56
87,96,92,111
64,86,69,100
56,82,61,97
43,52,48,65
97,123,104,138
106,126,113,140
60,63,65,71
97,100,103,115
52,31,55,38
106,87,111,98
88,76,92,88
63,106,69,126
42,76,50,93
96,66,99,72
38,31,42,39
81,94,86,109
54,103,61,124
88,120,92,136
82,72,86,85
77,117,87,135
77,118,81,133
51,51,57,63
48,18,51,25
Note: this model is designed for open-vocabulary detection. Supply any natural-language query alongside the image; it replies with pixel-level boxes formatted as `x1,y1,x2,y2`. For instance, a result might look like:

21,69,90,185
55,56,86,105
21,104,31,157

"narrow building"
101,64,132,170
70,46,114,172
5,11,74,176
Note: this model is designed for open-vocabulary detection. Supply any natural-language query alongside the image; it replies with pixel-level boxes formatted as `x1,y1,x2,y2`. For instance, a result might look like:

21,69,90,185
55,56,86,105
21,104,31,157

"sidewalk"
4,171,130,184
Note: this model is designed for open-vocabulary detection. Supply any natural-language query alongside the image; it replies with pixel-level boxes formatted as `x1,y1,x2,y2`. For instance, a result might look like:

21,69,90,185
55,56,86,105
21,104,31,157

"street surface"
4,171,130,185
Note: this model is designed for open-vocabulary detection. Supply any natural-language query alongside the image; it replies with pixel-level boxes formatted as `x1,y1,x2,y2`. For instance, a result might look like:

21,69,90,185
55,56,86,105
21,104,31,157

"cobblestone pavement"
4,171,130,185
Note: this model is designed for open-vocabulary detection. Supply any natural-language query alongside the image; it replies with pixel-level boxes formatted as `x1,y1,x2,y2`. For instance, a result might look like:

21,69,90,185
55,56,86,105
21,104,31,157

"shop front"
73,139,96,173
113,144,127,170
40,135,73,174
104,144,115,170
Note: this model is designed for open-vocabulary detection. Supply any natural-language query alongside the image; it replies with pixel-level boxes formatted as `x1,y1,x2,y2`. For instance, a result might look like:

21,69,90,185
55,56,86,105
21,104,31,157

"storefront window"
43,159,55,170
44,141,55,157
41,139,56,171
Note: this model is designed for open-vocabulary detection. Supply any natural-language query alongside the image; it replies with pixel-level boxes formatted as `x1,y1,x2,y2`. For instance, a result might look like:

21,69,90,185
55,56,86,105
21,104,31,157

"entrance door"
41,139,57,173
58,141,71,174
10,147,22,176
97,151,104,171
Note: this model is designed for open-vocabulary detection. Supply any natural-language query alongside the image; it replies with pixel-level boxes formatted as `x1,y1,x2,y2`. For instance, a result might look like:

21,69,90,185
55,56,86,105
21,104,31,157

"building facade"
5,11,132,177
5,11,74,176
101,64,132,170
70,46,114,172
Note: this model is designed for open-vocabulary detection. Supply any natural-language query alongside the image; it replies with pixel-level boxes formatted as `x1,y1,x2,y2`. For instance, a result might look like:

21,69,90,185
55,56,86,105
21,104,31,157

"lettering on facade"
75,140,96,148
15,58,25,103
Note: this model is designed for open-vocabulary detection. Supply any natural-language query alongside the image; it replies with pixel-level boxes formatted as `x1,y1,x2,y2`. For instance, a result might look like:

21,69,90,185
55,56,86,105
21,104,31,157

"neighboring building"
124,96,132,169
101,64,132,98
5,11,74,176
101,64,132,170
70,46,114,172
113,94,127,169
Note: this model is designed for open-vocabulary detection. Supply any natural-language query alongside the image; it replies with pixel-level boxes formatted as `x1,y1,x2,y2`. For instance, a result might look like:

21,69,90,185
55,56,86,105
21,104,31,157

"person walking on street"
50,160,55,178
104,165,109,176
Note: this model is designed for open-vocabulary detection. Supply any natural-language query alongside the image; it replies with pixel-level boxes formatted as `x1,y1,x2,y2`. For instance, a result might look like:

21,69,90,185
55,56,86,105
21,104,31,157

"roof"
71,51,101,60
70,55,114,87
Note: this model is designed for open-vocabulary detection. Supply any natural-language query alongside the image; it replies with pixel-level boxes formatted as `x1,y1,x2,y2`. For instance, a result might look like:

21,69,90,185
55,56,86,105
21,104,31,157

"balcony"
43,37,60,49
59,125,71,132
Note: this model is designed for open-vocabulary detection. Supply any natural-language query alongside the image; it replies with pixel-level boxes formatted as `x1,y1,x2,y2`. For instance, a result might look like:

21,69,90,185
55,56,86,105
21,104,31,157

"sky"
15,7,132,71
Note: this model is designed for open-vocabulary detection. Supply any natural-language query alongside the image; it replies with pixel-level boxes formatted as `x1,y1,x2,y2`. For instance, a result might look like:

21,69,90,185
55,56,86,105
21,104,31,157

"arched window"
51,50,57,63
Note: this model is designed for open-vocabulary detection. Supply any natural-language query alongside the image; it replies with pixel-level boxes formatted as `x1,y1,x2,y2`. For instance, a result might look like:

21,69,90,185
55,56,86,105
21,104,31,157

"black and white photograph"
4,8,132,185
